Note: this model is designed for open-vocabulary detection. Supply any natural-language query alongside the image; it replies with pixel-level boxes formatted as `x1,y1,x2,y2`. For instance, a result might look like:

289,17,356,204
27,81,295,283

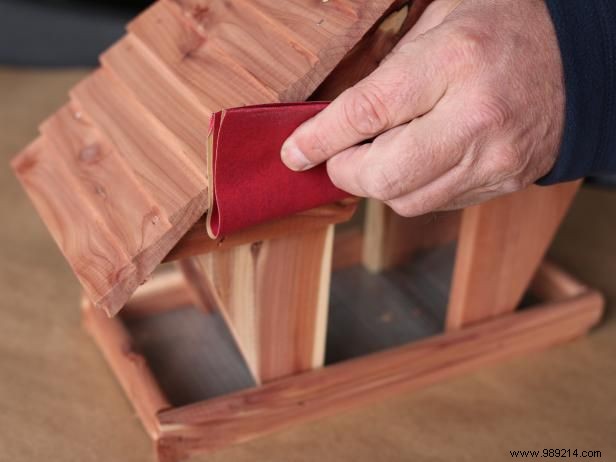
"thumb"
281,28,449,171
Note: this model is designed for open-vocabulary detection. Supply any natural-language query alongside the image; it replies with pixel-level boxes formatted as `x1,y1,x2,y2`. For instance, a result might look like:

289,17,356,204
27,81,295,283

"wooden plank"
131,0,399,106
124,222,363,320
82,296,171,440
40,104,172,266
446,182,581,330
101,35,210,175
170,0,324,99
529,260,590,302
156,281,603,460
362,201,460,272
71,69,205,215
128,1,278,111
11,138,135,307
61,68,208,314
247,0,402,101
188,225,335,384
164,199,357,262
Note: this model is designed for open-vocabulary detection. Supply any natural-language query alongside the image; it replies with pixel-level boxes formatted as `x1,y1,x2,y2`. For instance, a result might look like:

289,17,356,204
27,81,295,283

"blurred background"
3,0,614,185
0,0,151,66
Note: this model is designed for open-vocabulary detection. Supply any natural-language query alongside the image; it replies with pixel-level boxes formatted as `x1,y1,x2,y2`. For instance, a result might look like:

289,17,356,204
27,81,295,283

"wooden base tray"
82,244,603,462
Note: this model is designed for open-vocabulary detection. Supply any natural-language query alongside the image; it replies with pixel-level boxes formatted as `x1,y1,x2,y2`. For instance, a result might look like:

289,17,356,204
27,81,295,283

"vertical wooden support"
188,225,335,384
362,199,461,272
446,181,581,330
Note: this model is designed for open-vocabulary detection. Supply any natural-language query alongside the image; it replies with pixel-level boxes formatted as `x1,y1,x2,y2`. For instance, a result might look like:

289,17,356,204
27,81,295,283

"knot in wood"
250,241,263,257
79,144,101,164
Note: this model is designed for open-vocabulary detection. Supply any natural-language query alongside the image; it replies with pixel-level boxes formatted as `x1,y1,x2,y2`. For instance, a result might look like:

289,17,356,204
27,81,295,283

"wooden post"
362,200,461,272
446,182,581,330
185,225,335,384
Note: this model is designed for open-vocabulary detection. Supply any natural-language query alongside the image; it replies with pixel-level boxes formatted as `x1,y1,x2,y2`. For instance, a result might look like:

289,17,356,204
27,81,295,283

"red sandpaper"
206,102,349,238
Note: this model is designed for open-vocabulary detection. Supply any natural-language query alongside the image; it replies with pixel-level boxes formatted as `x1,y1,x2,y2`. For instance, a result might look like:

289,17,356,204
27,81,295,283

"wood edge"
361,199,387,272
122,268,194,319
99,189,208,316
332,226,363,270
81,296,171,439
182,257,263,385
529,259,591,301
311,224,335,368
175,259,216,314
164,199,359,262
154,274,603,458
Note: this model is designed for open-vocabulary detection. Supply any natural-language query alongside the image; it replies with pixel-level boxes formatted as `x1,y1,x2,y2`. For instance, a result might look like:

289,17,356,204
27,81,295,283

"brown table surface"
1,68,615,462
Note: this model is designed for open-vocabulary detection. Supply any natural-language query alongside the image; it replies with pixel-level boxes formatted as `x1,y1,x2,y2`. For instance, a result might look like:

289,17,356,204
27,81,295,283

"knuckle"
437,24,488,70
464,93,513,136
499,177,526,194
342,84,392,136
489,145,526,177
453,25,488,63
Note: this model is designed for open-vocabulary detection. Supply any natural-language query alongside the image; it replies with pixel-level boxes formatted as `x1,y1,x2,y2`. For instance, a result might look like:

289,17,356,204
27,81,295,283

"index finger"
281,34,449,171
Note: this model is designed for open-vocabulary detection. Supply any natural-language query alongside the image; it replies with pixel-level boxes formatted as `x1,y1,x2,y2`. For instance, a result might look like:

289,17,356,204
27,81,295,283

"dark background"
0,0,152,66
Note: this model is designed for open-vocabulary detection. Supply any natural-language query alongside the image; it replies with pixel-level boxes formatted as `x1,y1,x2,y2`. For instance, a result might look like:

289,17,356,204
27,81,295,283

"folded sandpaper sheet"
206,102,349,238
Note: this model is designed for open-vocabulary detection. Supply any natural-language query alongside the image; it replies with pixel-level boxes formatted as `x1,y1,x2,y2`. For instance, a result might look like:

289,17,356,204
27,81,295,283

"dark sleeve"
538,0,616,185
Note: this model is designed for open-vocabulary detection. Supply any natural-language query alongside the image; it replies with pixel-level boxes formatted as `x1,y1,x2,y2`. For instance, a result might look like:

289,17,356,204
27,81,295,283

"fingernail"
281,141,312,171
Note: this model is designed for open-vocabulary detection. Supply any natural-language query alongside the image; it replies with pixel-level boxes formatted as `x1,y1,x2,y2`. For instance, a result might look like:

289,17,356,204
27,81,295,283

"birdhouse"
10,1,603,461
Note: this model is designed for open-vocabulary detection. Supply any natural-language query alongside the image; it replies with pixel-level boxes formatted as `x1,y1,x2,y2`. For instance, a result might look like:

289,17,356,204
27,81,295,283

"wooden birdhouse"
10,1,603,461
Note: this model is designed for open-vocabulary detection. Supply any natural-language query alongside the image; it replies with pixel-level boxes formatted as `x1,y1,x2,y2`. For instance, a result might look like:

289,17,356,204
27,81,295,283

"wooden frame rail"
82,257,603,462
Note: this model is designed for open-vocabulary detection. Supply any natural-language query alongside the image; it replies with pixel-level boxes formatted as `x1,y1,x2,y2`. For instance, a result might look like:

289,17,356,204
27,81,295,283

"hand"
281,0,565,216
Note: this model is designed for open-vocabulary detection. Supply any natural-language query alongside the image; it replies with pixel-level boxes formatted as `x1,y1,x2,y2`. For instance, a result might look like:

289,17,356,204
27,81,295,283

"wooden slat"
156,280,603,460
128,1,278,111
165,199,357,262
362,201,460,272
189,225,335,384
40,104,171,263
11,138,135,305
171,0,322,99
446,182,582,330
132,0,398,106
82,296,171,439
71,69,205,214
63,68,208,314
249,0,400,101
101,35,210,174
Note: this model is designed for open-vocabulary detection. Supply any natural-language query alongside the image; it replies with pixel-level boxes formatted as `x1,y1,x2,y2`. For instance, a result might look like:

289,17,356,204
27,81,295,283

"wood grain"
82,296,171,439
11,138,135,307
362,201,461,272
446,182,582,330
13,0,401,314
188,225,335,384
128,0,280,110
101,35,210,174
156,275,602,460
165,199,357,262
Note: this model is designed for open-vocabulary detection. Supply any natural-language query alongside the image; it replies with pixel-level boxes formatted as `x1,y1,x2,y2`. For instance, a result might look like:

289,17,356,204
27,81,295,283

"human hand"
281,0,565,216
